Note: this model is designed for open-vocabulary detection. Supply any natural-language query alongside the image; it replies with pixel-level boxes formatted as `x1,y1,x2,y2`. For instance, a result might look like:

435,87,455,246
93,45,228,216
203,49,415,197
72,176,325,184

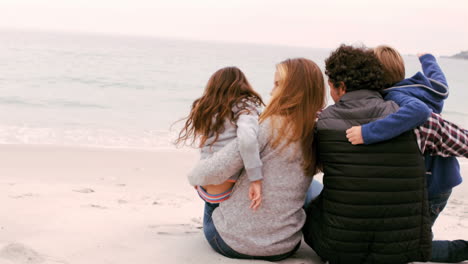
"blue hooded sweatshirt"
361,54,462,198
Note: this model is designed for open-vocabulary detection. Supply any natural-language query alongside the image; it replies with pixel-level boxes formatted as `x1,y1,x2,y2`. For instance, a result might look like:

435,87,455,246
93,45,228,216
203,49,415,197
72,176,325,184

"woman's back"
190,118,312,256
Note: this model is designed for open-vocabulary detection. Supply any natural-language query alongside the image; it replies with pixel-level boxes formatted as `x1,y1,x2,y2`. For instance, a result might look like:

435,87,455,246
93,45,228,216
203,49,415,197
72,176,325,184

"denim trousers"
304,180,324,210
202,202,300,261
429,190,468,263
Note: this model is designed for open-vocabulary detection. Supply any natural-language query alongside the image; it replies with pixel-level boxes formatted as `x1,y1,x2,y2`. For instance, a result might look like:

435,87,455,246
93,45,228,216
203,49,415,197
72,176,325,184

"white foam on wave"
0,124,195,152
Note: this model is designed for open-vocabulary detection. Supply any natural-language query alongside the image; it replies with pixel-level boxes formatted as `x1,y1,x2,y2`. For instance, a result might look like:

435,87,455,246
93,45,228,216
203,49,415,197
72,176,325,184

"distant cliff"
447,51,468,60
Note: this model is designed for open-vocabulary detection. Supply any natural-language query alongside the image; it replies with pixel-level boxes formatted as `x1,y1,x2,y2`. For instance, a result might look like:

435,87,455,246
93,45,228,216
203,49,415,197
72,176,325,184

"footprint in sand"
0,243,68,264
0,243,45,264
190,217,203,229
72,188,95,194
151,194,192,208
149,218,202,235
81,204,107,209
117,199,128,204
148,224,199,235
9,193,37,199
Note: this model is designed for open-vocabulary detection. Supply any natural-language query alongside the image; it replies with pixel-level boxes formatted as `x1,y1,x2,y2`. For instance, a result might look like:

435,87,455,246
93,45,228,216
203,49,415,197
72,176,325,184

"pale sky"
0,0,467,55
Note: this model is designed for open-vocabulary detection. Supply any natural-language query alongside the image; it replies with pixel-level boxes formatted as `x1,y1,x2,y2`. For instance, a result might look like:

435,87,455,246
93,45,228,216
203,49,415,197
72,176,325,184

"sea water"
0,30,467,150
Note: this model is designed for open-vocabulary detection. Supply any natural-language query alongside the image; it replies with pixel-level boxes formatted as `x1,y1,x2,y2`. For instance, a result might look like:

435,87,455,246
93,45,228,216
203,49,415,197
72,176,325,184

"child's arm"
188,140,244,186
188,118,270,187
350,92,432,145
237,111,263,211
237,112,263,182
419,54,448,86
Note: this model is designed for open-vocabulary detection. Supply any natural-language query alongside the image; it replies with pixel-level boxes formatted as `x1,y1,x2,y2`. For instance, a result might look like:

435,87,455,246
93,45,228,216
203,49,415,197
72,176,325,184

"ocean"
0,30,467,150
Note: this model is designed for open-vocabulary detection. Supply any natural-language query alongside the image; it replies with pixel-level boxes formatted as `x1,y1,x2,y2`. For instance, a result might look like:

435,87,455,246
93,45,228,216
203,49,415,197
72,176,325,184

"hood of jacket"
382,72,448,114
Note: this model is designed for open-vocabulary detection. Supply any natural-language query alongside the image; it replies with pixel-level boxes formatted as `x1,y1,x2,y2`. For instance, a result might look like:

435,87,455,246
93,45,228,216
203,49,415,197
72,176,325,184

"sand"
0,144,466,264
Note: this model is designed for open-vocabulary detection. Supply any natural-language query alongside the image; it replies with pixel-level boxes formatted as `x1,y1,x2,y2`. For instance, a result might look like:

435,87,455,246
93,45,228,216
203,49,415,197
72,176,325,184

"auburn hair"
260,58,326,177
374,45,405,87
176,66,264,147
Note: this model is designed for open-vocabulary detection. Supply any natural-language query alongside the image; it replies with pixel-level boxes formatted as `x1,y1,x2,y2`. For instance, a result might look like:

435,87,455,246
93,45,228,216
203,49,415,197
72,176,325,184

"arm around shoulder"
187,140,244,186
362,93,431,144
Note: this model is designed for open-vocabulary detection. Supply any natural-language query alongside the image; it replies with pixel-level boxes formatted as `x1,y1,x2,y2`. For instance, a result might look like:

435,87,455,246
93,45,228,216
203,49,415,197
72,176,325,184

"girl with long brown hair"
176,66,265,209
187,58,326,260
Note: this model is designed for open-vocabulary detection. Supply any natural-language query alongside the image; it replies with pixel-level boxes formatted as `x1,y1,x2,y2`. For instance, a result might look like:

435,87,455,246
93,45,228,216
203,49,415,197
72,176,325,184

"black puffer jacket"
303,90,432,264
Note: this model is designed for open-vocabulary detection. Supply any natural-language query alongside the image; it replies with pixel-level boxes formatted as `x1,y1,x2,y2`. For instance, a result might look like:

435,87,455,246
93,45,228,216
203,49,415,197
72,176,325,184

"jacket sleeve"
187,140,244,186
187,119,269,186
419,54,448,87
362,92,431,144
237,113,263,182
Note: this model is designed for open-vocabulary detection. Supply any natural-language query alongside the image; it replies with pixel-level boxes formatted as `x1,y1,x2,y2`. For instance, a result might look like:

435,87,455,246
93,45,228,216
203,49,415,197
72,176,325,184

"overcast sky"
0,0,467,55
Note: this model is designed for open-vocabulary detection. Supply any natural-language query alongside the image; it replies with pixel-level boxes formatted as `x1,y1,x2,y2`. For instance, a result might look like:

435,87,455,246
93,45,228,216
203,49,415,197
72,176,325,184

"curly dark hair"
325,44,385,92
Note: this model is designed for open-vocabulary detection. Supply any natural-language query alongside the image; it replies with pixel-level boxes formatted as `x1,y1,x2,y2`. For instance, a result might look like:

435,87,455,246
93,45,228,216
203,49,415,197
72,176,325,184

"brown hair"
374,45,405,87
175,66,264,147
260,58,326,176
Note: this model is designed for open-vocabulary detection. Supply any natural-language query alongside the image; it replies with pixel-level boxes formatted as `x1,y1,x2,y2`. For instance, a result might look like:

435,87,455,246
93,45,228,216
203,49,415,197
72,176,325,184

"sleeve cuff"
246,166,263,182
419,54,435,63
361,124,372,145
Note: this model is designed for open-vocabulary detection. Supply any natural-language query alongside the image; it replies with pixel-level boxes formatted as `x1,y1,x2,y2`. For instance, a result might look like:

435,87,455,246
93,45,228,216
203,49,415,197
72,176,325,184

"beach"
0,145,466,264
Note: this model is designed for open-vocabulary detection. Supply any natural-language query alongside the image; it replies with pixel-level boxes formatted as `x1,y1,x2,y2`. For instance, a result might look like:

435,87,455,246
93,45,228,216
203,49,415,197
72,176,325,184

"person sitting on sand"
302,44,433,263
345,45,467,263
187,58,326,260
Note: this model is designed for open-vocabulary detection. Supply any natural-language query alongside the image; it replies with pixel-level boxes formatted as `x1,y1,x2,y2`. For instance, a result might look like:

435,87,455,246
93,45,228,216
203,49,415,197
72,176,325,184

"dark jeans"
304,180,324,210
203,202,300,261
429,190,468,263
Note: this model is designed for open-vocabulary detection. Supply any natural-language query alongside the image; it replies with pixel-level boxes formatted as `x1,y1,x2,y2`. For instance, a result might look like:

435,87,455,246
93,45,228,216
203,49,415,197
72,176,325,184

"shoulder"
233,98,262,116
258,117,273,133
318,104,339,120
256,117,278,148
384,74,430,95
383,89,408,100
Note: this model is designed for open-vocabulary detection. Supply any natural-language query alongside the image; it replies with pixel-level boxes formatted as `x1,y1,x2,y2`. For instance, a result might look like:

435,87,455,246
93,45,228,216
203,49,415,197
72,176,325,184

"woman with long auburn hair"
261,58,325,177
187,58,326,260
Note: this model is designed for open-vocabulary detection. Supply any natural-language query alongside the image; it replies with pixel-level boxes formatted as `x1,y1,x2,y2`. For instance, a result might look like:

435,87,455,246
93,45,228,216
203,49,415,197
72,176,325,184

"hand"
249,180,262,211
346,126,364,145
417,53,428,58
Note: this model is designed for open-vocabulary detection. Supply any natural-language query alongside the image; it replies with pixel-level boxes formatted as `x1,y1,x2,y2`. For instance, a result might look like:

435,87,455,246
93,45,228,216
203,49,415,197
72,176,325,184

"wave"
0,97,45,107
0,125,182,151
0,96,108,109
47,100,109,109
61,76,155,90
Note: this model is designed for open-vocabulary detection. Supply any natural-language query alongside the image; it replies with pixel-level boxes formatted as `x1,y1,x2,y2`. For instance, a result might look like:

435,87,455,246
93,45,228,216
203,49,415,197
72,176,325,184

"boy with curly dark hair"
303,44,433,264
325,44,385,93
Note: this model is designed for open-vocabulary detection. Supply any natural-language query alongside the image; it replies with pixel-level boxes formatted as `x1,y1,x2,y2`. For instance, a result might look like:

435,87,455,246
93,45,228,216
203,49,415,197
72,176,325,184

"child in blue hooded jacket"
345,45,466,263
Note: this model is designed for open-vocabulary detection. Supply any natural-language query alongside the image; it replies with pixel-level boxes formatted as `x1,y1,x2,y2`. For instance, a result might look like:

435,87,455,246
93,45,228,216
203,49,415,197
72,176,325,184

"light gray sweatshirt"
188,118,312,256
200,101,263,182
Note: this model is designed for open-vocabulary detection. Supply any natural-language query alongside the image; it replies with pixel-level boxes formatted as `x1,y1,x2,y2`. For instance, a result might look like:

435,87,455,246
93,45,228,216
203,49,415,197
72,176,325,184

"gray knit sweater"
188,118,312,256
